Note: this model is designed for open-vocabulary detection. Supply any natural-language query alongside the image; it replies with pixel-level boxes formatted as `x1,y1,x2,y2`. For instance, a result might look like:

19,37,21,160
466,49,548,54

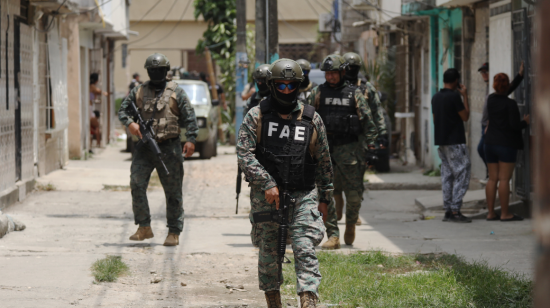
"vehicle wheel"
200,133,216,159
213,134,218,157
375,151,390,172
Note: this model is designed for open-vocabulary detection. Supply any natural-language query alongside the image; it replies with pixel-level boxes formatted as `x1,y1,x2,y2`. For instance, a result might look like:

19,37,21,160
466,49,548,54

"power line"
127,0,179,46
132,0,191,47
35,0,68,33
305,0,322,16
129,0,163,28
313,0,332,13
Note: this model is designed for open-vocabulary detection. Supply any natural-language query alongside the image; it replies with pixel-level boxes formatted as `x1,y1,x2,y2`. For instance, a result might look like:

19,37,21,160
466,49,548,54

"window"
178,84,209,106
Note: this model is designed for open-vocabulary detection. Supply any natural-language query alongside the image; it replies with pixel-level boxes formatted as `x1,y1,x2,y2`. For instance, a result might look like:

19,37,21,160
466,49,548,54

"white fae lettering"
325,98,333,105
279,125,290,138
295,126,306,141
333,98,342,105
342,98,350,106
268,122,278,137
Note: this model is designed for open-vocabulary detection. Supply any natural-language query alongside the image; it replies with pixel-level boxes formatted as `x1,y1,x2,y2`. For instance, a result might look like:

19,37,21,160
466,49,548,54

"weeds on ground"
282,251,532,307
91,255,129,283
35,182,56,191
102,185,130,191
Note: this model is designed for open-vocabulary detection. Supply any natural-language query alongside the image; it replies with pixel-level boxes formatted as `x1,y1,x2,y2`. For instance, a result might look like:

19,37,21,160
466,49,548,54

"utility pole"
235,0,248,137
255,0,278,68
534,2,550,307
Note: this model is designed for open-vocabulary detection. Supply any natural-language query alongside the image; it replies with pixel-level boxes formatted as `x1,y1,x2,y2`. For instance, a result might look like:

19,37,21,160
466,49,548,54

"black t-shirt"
431,88,466,146
485,93,527,149
208,83,224,96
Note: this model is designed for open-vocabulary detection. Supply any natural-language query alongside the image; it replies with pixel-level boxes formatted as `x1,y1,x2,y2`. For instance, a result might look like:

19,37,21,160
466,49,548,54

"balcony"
402,0,436,15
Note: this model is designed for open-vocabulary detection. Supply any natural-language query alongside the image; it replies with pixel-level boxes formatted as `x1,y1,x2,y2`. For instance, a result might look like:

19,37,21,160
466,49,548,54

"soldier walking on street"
307,55,377,247
296,59,317,102
342,52,388,225
118,53,199,246
244,64,271,116
237,59,332,307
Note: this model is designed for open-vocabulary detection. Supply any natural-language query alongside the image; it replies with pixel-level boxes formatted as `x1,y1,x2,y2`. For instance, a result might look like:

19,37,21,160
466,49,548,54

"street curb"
365,182,442,191
0,178,35,211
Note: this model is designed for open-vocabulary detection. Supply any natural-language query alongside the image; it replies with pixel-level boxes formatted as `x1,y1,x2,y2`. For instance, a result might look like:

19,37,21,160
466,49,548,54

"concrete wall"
469,3,490,180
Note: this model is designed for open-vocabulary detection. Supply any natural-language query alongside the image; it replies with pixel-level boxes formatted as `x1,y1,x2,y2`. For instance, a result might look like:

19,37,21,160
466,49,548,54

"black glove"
377,134,389,148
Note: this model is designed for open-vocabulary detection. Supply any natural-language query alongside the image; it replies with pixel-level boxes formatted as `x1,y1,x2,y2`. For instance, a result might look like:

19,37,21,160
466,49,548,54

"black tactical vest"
255,100,317,191
317,83,362,146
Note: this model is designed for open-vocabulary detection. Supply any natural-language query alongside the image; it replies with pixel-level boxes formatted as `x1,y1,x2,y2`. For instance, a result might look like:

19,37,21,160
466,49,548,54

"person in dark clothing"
476,62,524,181
432,68,472,223
484,73,530,222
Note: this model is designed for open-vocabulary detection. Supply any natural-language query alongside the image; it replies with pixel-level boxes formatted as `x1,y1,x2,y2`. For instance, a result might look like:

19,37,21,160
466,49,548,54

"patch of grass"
102,185,130,191
282,251,532,307
115,98,124,113
35,182,56,191
91,255,129,282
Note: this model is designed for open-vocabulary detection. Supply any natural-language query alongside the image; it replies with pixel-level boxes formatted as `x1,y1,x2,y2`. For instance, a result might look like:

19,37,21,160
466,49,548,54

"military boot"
163,233,179,246
129,226,154,241
264,290,282,308
344,224,356,245
299,291,317,307
356,217,362,225
321,236,341,250
335,194,344,221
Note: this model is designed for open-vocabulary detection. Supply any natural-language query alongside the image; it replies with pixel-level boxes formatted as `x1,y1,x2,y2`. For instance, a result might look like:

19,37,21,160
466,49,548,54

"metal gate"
512,8,534,200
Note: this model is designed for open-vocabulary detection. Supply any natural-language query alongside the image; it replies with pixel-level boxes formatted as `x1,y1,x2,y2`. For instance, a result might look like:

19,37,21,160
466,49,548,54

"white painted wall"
380,0,402,24
489,12,513,94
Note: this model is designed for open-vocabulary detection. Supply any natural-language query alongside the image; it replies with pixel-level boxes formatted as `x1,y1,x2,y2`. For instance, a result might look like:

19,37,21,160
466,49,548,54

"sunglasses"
303,70,310,76
275,82,300,91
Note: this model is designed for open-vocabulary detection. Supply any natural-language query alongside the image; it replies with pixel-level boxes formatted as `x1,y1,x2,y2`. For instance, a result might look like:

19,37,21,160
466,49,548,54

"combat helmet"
253,64,271,96
253,64,270,82
145,53,170,85
296,59,312,71
267,58,304,107
144,53,171,70
320,54,348,72
342,52,363,68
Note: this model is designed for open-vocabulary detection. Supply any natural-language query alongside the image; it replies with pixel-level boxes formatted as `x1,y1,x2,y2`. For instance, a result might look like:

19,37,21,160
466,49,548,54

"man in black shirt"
431,68,472,223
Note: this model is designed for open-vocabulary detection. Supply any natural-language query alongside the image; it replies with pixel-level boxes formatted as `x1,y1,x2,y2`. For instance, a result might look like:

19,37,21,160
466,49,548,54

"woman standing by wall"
484,73,530,221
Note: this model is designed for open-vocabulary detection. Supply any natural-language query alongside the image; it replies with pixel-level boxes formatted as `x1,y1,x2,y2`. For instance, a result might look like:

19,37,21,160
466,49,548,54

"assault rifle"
236,167,242,214
252,156,294,286
127,101,170,175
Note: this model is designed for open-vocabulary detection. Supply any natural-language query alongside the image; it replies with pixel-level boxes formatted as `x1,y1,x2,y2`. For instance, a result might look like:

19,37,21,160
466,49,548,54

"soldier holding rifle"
118,53,198,246
237,59,333,308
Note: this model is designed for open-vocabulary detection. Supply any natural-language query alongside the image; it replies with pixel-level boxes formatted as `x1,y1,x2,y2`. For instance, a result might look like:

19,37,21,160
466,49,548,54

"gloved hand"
377,134,389,149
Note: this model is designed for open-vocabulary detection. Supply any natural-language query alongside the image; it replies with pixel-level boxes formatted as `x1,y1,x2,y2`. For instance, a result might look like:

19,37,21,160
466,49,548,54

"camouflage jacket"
356,79,387,136
306,81,377,146
236,100,334,203
118,82,199,144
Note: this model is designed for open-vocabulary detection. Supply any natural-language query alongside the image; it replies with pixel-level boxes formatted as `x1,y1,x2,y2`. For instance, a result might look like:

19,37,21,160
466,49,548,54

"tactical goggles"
302,70,310,76
274,82,300,91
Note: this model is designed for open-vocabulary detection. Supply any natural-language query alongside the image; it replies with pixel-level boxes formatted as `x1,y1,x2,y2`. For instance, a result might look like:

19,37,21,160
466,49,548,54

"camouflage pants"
324,198,340,238
130,138,185,234
250,187,325,296
331,142,364,225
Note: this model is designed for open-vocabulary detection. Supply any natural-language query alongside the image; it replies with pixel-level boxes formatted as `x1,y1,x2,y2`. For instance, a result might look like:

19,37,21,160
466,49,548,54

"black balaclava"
148,67,168,87
270,83,300,114
344,66,360,84
300,74,310,89
257,81,270,97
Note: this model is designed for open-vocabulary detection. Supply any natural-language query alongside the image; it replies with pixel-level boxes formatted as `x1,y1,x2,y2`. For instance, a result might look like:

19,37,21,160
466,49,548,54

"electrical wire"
78,0,115,14
126,0,179,46
305,0,322,16
132,0,192,47
35,0,68,33
128,0,163,28
313,0,332,13
278,10,321,45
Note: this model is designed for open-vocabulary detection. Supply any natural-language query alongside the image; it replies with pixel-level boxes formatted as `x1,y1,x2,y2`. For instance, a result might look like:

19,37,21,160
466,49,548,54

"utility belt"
157,135,180,144
327,133,359,148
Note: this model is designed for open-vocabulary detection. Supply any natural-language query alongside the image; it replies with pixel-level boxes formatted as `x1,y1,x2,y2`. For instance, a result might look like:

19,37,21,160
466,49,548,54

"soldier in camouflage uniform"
341,52,388,225
118,53,199,246
237,59,332,308
306,55,377,247
296,59,317,102
244,64,271,116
